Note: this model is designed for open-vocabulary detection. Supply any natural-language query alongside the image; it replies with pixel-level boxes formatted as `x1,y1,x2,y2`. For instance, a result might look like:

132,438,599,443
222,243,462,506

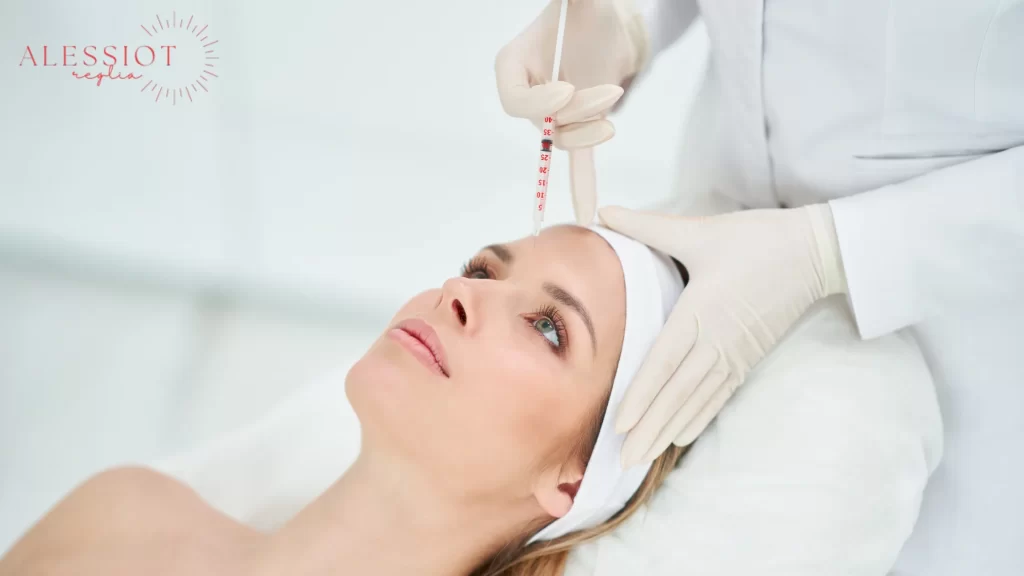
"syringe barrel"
533,116,555,232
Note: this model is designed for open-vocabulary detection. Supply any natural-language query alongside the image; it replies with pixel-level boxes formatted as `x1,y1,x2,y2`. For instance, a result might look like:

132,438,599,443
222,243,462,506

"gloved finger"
551,119,615,150
637,367,729,464
598,206,704,264
569,148,597,226
612,74,636,113
615,313,699,433
496,65,576,119
554,85,623,125
532,85,618,131
674,375,740,447
619,345,718,465
532,115,605,135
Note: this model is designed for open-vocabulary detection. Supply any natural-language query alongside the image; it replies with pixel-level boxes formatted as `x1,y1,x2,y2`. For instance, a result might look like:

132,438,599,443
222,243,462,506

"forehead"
501,225,617,274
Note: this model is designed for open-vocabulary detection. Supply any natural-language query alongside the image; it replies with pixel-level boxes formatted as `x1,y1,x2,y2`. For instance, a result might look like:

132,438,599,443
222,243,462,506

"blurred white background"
0,0,708,550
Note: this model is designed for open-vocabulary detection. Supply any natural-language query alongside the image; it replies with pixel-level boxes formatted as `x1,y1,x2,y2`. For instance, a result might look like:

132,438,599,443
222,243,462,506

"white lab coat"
637,0,1024,574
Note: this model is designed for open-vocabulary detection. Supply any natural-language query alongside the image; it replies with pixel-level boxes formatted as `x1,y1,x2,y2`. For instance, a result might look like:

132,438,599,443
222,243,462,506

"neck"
262,450,535,576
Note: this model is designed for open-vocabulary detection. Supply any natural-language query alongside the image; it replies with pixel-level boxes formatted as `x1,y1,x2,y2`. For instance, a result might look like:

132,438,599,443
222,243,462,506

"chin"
345,339,425,451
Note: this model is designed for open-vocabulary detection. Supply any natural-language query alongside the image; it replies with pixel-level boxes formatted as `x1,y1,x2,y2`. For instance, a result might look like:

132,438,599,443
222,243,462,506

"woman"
0,224,687,576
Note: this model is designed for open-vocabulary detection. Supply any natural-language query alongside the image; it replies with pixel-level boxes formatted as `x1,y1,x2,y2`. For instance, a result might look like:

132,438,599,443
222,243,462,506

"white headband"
529,225,685,543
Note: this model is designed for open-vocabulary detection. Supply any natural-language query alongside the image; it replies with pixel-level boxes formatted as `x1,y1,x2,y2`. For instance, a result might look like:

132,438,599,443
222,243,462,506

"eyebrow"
544,282,597,354
482,244,597,354
483,244,513,264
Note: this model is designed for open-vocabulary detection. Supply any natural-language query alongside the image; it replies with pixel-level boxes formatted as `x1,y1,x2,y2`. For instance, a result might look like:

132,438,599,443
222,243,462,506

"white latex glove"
495,0,650,225
599,204,850,466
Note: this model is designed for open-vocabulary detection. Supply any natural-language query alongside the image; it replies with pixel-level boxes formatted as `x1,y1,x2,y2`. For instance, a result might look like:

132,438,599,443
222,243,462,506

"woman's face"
346,225,625,517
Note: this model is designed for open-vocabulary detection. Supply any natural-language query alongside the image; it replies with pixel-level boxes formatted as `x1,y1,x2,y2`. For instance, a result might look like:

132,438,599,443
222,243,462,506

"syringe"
533,0,569,236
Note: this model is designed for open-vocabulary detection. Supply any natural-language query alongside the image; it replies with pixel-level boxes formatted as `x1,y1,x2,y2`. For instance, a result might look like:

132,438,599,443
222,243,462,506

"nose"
452,295,468,327
440,277,475,332
440,276,522,335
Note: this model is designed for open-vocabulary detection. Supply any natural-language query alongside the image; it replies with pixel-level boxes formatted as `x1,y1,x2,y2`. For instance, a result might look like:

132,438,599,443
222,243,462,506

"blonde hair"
472,444,689,576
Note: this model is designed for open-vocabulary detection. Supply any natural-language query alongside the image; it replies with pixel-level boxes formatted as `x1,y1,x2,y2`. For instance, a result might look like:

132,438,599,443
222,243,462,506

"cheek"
460,344,584,464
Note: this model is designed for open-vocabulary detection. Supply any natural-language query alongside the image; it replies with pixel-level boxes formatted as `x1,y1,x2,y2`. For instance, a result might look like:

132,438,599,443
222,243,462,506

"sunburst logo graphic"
138,12,219,104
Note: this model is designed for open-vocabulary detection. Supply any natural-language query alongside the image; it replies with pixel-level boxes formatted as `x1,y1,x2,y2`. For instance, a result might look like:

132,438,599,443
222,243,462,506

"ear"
534,465,584,519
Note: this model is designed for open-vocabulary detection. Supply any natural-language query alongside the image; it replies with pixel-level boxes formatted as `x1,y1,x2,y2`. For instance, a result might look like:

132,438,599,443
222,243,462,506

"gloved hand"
599,203,850,466
495,0,650,225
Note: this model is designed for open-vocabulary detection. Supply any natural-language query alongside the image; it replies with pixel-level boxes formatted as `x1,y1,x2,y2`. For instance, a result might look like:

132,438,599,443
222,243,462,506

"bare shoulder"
0,466,262,576
69,465,197,511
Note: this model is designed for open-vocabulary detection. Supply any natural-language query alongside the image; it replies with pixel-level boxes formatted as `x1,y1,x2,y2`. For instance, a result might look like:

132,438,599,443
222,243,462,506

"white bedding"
564,296,942,575
154,296,942,575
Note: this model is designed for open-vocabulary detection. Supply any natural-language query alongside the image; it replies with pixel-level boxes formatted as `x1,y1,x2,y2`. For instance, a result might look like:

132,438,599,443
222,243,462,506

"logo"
18,11,220,105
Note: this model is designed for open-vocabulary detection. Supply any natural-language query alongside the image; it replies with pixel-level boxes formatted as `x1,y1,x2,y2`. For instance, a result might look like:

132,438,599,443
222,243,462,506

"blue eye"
530,306,568,354
533,316,560,347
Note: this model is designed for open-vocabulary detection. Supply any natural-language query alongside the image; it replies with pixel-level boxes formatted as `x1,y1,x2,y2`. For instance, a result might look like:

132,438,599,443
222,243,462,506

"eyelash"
460,256,494,280
459,257,569,355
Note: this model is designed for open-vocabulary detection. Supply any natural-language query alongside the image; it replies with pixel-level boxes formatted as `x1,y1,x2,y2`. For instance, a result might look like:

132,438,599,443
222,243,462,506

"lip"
388,318,450,378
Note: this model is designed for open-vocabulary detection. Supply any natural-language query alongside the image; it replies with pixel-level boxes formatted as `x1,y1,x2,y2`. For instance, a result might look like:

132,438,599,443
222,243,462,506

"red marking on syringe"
533,116,555,235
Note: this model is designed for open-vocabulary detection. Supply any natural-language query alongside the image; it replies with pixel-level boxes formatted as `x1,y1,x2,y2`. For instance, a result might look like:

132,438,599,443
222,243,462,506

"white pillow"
154,368,359,532
565,296,942,576
153,296,942,574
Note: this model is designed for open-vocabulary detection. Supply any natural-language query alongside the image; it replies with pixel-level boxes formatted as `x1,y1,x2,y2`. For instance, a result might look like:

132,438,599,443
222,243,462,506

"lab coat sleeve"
634,0,699,64
829,146,1024,339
